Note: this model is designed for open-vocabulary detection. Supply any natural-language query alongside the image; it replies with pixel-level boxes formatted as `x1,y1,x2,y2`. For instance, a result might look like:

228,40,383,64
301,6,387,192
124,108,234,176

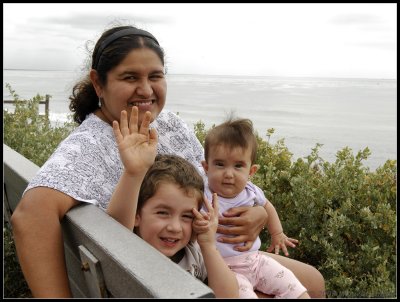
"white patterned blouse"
24,110,205,211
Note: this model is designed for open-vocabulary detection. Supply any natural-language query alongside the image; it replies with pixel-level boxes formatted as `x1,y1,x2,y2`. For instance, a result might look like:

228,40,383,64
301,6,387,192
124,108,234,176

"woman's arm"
11,187,79,297
217,205,268,251
192,194,239,298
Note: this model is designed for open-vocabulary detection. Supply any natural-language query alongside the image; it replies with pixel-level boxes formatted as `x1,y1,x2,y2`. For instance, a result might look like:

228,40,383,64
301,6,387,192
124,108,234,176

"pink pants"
224,251,307,299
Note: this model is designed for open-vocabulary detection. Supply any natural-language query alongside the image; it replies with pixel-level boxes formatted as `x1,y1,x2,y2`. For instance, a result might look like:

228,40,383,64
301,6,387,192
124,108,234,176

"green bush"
3,84,76,298
248,129,395,298
3,83,76,167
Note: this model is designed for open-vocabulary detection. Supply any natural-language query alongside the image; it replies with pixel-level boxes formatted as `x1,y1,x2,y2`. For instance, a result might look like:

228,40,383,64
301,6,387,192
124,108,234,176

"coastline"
3,71,397,171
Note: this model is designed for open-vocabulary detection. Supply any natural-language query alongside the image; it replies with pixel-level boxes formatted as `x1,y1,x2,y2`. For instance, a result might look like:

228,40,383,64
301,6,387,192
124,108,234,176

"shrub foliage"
3,89,397,298
3,84,76,298
3,83,76,166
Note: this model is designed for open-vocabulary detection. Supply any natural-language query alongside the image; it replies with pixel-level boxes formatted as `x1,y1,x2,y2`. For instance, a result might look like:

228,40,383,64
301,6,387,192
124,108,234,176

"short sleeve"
24,114,123,211
178,241,208,282
246,181,268,206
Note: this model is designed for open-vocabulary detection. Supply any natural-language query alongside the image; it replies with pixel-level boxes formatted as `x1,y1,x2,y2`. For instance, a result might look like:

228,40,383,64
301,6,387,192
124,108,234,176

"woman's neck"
94,108,112,125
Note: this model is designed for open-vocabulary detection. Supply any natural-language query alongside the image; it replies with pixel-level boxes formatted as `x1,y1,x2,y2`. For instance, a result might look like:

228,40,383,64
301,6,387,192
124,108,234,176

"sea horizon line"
3,68,396,81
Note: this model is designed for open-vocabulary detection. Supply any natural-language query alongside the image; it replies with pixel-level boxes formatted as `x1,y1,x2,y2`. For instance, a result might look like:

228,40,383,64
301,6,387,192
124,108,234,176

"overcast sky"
3,3,397,79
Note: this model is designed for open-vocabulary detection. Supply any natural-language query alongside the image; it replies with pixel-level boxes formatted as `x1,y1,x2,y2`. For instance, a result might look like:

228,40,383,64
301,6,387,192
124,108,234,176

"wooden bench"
3,144,215,298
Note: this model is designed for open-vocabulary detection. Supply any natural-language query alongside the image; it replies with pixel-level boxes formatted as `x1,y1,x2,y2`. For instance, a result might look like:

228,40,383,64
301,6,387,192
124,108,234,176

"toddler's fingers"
193,225,209,234
211,193,219,215
202,196,212,212
286,242,297,248
193,220,208,227
192,208,205,220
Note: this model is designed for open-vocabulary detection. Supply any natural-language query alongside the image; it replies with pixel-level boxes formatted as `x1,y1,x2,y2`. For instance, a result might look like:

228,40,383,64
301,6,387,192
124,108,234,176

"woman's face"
92,48,167,125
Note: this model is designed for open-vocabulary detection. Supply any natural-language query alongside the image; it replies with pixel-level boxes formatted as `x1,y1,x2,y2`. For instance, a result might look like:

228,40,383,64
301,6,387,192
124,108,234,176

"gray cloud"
32,13,173,30
352,41,396,51
11,12,174,54
329,13,383,26
4,4,396,78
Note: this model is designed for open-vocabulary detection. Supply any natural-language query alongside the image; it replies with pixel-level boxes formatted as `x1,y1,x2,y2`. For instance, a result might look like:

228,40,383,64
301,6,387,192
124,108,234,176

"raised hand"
217,206,267,252
192,193,219,246
112,106,158,175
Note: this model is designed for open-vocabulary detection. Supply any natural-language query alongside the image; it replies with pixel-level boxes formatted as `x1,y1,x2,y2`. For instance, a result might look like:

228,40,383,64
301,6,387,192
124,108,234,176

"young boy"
106,107,239,298
202,117,310,298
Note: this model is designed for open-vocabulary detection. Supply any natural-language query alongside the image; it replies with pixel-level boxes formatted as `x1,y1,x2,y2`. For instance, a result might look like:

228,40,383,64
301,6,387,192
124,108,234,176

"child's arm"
106,107,158,230
192,194,239,298
264,202,299,256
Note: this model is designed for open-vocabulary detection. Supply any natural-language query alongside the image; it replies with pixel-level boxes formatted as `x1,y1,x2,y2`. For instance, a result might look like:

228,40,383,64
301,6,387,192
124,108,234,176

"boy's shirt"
177,241,208,281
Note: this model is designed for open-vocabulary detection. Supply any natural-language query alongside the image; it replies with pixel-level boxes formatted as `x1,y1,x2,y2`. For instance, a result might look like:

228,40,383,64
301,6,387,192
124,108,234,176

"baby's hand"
266,232,298,256
112,107,158,175
192,193,219,246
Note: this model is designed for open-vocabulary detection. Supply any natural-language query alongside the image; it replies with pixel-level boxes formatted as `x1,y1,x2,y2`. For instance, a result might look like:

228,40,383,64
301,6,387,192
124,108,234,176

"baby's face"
203,144,255,198
134,182,198,258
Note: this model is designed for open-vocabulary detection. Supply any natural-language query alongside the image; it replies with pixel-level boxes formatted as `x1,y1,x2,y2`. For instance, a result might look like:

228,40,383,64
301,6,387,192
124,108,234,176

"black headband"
93,28,160,69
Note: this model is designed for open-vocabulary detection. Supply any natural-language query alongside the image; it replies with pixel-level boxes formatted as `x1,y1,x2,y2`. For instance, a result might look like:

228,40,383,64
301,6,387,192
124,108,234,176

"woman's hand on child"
266,232,298,256
217,206,268,252
192,193,219,246
112,107,158,175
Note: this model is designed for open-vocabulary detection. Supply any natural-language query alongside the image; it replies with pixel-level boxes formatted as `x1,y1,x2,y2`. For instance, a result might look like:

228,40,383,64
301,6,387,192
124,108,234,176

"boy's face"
134,182,198,258
202,144,258,198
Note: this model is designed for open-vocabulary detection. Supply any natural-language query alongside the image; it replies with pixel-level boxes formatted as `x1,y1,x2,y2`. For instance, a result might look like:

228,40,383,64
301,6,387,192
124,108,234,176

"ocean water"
3,69,397,171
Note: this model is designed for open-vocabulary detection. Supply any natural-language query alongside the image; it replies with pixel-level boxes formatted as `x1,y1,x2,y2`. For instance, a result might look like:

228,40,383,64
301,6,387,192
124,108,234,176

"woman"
11,25,325,298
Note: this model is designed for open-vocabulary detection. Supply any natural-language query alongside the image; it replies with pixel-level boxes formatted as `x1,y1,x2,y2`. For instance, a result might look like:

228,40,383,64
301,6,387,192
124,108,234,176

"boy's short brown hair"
138,154,204,212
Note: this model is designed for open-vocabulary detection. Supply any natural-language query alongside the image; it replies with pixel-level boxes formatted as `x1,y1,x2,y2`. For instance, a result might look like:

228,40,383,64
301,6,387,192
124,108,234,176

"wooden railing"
3,95,50,117
3,144,214,298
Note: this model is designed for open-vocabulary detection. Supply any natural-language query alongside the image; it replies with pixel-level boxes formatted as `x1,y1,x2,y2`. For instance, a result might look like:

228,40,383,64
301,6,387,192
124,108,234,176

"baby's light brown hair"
204,118,258,164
